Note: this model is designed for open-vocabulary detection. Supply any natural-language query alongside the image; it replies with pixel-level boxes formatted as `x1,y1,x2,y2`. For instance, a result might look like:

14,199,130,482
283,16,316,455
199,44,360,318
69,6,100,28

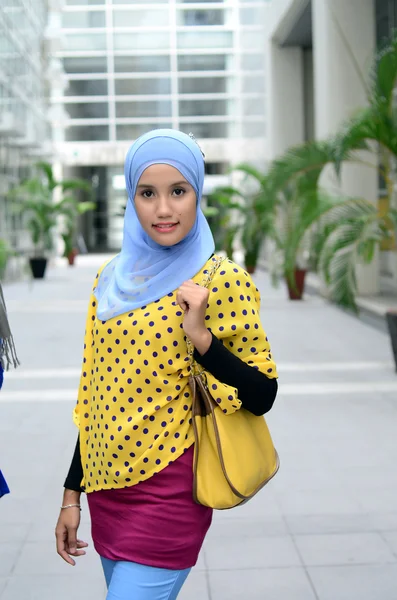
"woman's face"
134,164,197,247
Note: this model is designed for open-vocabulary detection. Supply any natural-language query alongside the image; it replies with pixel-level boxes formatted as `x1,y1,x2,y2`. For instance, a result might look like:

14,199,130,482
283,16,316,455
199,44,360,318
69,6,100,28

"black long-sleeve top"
64,333,277,491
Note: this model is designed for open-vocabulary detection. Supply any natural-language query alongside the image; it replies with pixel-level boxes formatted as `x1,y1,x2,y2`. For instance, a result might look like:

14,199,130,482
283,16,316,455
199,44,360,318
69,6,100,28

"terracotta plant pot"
245,265,256,274
29,257,48,279
386,311,397,373
286,268,306,300
67,249,78,266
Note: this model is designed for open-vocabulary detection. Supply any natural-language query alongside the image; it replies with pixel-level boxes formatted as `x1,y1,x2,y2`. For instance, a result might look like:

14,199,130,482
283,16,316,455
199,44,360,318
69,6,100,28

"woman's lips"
153,223,178,233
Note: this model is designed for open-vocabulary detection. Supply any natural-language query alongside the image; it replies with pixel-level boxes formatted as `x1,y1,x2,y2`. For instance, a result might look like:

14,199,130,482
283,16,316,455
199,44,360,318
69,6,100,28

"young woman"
0,281,19,497
55,129,278,600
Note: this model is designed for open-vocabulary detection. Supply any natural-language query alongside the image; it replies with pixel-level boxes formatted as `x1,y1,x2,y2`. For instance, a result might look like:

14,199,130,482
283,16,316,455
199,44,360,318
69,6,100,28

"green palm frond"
317,212,385,311
36,162,56,190
233,163,266,186
266,140,338,194
61,178,93,195
371,35,397,112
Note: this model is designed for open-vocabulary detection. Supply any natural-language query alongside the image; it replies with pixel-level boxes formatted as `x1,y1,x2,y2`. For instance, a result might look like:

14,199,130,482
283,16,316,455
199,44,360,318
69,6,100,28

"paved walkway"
1,255,397,600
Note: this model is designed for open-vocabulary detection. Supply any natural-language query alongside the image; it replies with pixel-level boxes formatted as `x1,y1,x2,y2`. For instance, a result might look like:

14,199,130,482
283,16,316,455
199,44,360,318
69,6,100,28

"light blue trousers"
101,557,191,600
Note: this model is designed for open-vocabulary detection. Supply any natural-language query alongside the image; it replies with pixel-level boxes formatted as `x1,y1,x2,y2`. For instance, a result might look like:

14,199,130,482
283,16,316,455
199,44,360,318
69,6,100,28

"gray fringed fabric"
0,283,20,370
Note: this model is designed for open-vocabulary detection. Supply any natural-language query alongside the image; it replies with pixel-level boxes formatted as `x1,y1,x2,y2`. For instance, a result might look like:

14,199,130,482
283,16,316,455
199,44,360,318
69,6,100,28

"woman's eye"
142,190,154,199
173,188,185,197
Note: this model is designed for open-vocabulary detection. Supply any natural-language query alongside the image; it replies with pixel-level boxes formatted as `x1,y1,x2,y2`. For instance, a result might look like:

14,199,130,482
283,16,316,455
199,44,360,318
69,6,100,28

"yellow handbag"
188,257,280,510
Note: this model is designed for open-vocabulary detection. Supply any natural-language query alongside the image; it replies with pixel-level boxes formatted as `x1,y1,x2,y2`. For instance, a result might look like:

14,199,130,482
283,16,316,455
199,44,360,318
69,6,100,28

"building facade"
0,0,52,275
51,0,270,251
266,0,397,296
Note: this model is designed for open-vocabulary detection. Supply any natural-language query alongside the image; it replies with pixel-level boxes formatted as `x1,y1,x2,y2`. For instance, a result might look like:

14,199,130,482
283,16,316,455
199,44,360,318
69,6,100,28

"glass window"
63,56,108,73
179,77,227,94
177,9,224,26
65,33,107,51
205,162,228,175
242,121,266,138
116,122,172,140
115,100,172,118
112,0,167,3
177,54,230,71
62,10,106,28
113,9,169,27
177,31,232,49
241,31,263,50
66,102,109,119
242,97,264,117
239,6,265,26
114,32,169,51
65,0,105,4
179,122,227,138
242,75,265,93
65,125,109,141
241,53,264,70
65,79,108,96
114,55,171,73
115,78,171,95
179,99,230,117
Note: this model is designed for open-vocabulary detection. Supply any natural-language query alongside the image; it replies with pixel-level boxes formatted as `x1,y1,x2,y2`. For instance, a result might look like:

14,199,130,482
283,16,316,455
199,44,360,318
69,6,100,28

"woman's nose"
156,196,173,217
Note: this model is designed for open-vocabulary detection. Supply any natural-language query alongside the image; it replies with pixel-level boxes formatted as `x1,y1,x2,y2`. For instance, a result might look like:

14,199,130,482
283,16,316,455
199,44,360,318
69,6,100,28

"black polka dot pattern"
73,257,277,492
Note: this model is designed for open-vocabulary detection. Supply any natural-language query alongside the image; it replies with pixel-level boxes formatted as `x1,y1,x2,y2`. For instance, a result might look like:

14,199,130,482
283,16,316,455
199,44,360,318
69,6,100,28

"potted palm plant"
209,166,277,274
206,189,241,259
9,162,93,278
60,197,95,266
0,239,12,280
258,34,397,379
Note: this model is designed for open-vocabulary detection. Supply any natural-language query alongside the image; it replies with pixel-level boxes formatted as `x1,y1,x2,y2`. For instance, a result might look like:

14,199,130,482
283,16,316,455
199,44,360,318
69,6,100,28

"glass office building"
52,0,270,251
0,0,51,272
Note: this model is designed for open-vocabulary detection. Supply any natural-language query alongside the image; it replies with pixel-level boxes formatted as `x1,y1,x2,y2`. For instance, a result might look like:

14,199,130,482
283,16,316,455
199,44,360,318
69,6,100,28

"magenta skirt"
87,446,212,570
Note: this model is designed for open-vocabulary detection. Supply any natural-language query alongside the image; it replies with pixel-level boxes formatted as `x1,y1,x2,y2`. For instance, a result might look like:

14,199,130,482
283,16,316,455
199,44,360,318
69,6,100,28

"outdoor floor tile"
27,518,92,544
0,544,23,578
0,575,106,600
205,535,301,570
308,564,397,600
381,531,397,557
208,567,317,600
13,542,102,577
277,489,364,516
0,524,27,544
178,570,209,600
206,516,288,539
294,532,396,566
285,513,376,535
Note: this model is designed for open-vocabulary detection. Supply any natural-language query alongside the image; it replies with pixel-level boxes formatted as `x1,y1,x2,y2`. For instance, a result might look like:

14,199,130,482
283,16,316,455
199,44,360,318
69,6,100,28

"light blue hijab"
95,129,215,321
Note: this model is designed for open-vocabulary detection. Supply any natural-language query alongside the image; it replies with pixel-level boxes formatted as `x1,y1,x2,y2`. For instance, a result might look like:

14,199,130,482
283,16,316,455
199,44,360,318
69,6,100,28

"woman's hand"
55,499,88,566
176,280,212,355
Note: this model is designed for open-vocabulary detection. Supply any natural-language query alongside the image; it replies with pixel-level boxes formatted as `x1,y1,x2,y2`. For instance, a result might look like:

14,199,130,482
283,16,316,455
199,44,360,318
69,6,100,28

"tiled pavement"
1,255,396,600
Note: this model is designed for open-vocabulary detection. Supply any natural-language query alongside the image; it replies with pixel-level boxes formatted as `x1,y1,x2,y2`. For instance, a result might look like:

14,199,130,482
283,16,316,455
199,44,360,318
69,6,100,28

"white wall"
312,0,379,295
268,43,305,157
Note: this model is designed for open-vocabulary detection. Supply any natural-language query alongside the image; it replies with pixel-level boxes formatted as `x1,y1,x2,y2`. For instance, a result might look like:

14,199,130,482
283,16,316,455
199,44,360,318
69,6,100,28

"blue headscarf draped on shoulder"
95,129,215,321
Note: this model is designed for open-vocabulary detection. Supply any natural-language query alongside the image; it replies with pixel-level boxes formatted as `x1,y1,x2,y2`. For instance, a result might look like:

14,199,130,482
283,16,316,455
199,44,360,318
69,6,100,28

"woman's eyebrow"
137,180,189,189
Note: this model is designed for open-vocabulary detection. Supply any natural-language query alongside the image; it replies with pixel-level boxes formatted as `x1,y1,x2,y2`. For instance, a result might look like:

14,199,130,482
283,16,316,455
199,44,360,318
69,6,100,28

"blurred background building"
266,0,397,295
1,0,396,298
50,0,269,252
0,0,52,263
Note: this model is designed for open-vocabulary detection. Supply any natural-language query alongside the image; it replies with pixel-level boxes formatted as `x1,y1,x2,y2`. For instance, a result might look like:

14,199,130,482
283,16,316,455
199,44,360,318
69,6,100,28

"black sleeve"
193,333,277,416
64,436,84,492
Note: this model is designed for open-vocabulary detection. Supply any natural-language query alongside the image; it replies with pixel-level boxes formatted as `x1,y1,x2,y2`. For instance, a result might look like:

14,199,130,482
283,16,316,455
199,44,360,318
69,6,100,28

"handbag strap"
186,254,226,375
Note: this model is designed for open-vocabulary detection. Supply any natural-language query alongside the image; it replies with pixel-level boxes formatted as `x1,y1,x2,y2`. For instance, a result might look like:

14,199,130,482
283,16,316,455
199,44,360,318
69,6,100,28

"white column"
268,41,305,157
312,0,378,295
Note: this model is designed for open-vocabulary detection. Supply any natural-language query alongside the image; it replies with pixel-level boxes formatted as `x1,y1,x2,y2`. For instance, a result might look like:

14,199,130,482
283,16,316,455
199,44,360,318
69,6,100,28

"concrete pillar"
268,42,305,157
312,0,379,295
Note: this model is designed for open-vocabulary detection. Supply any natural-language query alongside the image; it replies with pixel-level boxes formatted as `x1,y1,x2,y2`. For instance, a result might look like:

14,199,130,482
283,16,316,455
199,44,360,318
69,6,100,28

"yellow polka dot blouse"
73,255,278,492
